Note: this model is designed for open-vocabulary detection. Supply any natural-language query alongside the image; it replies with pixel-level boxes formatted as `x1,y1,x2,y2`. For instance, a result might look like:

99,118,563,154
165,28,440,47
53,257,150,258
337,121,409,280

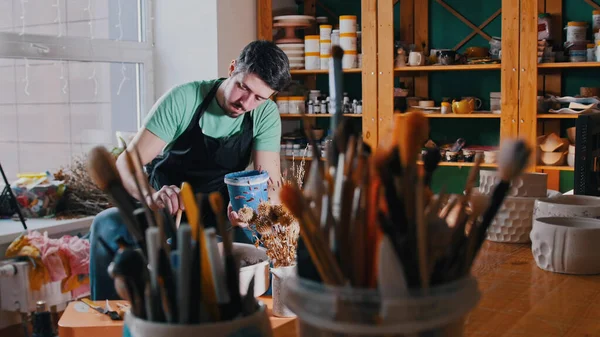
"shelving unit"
290,68,363,74
518,0,599,191
536,114,579,119
394,64,501,72
421,113,501,118
280,114,363,118
258,0,378,172
538,62,600,69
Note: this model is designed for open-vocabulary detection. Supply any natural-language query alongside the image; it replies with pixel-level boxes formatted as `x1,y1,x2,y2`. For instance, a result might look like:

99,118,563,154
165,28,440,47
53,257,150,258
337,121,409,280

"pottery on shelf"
539,133,568,152
531,217,600,275
540,151,567,166
273,15,314,44
567,126,576,144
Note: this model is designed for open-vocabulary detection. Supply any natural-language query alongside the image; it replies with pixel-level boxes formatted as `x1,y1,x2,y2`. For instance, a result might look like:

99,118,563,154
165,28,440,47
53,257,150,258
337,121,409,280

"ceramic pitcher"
452,98,475,114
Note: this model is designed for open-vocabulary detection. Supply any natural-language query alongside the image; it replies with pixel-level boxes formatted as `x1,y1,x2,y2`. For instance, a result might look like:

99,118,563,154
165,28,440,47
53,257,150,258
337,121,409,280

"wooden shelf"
417,161,498,168
422,113,501,118
394,64,501,73
290,69,362,75
537,114,579,119
283,156,325,161
537,165,574,171
280,114,362,118
538,62,600,69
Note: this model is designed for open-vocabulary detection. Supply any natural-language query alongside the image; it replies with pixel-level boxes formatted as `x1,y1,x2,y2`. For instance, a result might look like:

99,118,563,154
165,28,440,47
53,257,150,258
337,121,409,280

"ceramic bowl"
219,242,270,297
531,217,600,275
540,151,567,166
478,170,548,198
539,133,567,152
567,126,576,144
462,149,476,162
483,150,498,164
445,151,459,162
568,144,575,154
567,153,574,167
533,195,600,219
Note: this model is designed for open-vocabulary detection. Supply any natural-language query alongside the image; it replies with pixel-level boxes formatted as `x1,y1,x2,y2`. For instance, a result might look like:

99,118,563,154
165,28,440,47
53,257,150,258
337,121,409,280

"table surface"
50,241,600,337
265,241,600,337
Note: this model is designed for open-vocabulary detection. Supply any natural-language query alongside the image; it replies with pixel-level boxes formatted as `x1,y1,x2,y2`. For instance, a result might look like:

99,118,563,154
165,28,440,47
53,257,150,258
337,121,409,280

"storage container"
288,97,306,114
340,33,357,52
565,22,588,42
339,15,357,34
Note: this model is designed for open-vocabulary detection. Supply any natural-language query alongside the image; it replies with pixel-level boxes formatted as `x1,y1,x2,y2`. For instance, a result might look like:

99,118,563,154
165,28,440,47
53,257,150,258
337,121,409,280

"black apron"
146,79,254,241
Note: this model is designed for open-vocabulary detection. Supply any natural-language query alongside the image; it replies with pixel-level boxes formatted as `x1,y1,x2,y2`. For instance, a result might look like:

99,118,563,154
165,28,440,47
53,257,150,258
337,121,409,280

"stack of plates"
273,15,315,69
277,43,305,69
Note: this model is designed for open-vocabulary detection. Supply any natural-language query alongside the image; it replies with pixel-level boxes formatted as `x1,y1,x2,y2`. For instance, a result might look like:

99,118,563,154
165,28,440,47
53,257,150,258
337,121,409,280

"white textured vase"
271,265,297,318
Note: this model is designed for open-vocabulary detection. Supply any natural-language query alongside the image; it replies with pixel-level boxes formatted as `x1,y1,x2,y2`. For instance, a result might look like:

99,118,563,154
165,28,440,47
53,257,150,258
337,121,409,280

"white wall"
216,0,257,78
153,0,219,98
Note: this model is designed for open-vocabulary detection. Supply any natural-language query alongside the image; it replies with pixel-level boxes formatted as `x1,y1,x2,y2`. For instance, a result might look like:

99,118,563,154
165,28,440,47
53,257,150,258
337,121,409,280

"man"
89,40,291,300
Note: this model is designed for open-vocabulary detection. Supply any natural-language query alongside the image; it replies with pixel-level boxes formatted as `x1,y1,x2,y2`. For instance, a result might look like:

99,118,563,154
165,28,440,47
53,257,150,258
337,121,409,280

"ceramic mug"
408,51,424,66
438,50,456,65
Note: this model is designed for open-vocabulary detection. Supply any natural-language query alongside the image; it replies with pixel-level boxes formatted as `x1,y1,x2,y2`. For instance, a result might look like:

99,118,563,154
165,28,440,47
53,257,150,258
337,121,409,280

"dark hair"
233,40,291,92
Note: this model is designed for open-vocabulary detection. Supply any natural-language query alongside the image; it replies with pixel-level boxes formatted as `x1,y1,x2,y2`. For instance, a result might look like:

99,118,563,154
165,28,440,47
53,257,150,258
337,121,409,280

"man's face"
222,72,275,118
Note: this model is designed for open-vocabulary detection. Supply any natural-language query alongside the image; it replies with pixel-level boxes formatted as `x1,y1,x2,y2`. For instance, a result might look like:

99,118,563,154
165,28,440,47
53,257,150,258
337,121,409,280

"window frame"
0,0,155,127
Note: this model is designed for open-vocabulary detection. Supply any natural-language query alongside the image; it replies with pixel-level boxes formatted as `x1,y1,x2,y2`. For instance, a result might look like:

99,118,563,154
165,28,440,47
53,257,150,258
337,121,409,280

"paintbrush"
181,186,219,321
208,192,240,319
280,183,346,286
87,146,146,249
327,45,345,172
123,148,157,230
470,139,531,263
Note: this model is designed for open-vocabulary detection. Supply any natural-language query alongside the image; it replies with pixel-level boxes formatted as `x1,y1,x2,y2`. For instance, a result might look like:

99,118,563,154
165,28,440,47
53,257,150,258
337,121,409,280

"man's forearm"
115,152,155,201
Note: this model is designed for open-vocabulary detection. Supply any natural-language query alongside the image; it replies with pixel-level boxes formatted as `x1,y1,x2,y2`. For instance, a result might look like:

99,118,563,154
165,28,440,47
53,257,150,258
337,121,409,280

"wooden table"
465,241,600,336
264,241,600,337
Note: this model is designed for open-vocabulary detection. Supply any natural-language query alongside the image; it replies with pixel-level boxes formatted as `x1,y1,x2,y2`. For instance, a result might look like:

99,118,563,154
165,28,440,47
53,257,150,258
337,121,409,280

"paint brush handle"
177,225,192,324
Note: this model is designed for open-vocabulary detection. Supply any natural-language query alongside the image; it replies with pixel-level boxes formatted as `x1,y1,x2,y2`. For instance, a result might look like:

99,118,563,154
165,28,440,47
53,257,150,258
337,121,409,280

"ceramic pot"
533,195,600,219
478,171,547,198
271,265,297,318
531,217,600,275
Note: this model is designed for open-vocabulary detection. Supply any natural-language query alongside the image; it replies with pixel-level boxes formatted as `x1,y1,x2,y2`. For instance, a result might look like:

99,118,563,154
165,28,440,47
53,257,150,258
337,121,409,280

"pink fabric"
58,235,90,276
27,231,67,282
25,231,90,296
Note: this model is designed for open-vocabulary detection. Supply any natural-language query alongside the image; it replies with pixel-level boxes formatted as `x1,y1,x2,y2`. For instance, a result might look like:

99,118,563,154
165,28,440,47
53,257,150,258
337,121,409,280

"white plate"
278,43,304,48
273,15,315,21
284,50,304,56
410,106,441,110
288,56,304,62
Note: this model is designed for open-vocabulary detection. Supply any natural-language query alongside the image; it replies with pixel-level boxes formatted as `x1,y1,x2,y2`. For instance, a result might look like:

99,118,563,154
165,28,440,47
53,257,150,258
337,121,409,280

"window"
0,0,154,180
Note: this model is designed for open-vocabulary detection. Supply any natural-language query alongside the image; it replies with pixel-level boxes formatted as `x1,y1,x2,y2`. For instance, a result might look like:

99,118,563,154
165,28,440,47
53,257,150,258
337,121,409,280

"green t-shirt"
143,79,281,153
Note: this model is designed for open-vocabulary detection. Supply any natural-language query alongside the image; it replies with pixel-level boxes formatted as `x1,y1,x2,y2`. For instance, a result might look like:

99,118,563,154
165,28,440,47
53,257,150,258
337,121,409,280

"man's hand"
150,185,184,215
227,203,249,228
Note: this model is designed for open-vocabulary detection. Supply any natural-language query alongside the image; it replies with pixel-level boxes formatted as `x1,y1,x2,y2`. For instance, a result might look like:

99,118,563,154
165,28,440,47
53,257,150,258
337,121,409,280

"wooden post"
378,0,394,144
362,0,378,148
518,0,539,172
500,0,521,142
399,0,414,96
413,0,429,99
539,0,563,188
257,0,272,41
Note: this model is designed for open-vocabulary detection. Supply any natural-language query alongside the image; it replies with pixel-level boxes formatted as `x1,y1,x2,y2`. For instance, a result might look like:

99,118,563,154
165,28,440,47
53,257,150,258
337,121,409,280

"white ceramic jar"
288,97,305,114
276,97,289,114
339,15,357,34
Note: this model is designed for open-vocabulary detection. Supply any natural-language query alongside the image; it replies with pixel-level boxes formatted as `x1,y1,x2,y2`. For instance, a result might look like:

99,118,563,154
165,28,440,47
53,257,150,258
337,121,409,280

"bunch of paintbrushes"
280,47,532,304
87,146,258,324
